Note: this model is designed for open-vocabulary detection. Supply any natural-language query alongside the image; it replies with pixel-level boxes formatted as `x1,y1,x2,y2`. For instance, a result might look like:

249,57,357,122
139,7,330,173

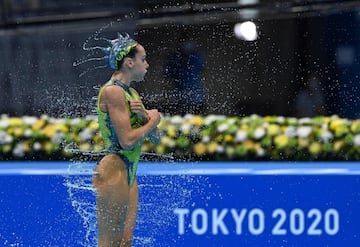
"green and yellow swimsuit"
97,80,145,186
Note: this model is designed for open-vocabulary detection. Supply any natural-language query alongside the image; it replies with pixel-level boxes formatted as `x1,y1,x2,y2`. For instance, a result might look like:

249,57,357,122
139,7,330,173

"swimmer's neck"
111,72,131,86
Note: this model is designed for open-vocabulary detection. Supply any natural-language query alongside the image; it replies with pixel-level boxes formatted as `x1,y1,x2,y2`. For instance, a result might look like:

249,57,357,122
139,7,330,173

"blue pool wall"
0,161,359,247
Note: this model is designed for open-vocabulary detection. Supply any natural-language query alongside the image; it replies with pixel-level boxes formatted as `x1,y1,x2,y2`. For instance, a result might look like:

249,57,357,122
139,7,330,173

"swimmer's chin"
139,72,148,82
133,76,146,83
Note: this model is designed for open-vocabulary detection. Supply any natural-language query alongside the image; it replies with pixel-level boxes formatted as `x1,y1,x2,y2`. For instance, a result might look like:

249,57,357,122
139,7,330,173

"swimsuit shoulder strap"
113,80,133,96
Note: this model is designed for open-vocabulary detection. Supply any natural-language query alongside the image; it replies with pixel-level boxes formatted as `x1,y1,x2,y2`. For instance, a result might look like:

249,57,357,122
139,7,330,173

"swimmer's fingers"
128,100,143,113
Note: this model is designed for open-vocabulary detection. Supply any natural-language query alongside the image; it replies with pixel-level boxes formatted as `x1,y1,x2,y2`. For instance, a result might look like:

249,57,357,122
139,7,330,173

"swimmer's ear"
124,57,134,68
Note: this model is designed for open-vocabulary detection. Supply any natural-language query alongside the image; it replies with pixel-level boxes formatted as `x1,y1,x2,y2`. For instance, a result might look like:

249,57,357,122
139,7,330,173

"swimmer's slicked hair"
115,45,138,70
101,33,138,70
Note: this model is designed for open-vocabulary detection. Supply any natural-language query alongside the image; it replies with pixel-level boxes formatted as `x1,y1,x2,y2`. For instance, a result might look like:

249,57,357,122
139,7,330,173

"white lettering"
272,208,287,235
212,209,229,235
307,209,322,235
174,207,340,236
192,208,208,235
248,208,265,235
231,208,247,235
324,209,339,235
290,209,305,235
174,208,189,235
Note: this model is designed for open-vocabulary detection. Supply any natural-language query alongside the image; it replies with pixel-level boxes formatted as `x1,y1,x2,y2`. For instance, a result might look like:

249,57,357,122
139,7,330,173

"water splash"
64,142,106,157
64,142,176,161
63,145,211,246
0,232,24,247
137,173,212,246
64,161,98,247
71,22,114,78
63,18,213,246
63,143,182,247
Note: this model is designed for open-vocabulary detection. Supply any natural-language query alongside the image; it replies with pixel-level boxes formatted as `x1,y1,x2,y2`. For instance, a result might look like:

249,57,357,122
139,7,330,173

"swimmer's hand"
129,101,161,143
129,99,149,123
129,100,146,115
147,109,161,126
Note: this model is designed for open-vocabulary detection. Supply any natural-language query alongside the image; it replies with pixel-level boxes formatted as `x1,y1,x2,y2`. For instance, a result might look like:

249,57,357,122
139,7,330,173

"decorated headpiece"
101,33,138,70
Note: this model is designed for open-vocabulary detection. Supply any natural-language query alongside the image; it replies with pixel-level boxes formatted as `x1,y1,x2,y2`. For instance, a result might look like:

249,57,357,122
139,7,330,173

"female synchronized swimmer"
92,33,161,247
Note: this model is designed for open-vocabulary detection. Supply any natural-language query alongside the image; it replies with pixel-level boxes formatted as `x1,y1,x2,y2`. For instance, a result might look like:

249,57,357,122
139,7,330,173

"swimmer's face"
131,44,149,82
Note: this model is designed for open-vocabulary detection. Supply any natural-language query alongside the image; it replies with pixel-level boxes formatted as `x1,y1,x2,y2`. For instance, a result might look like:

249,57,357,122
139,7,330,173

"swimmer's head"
102,33,138,70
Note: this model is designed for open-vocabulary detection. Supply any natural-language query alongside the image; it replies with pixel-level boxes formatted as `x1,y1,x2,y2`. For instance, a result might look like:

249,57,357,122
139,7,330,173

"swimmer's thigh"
93,154,130,245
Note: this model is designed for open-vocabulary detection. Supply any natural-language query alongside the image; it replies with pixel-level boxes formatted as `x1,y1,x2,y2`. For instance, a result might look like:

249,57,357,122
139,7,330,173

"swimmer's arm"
128,89,161,145
129,106,160,144
104,86,160,150
132,108,161,145
128,89,150,123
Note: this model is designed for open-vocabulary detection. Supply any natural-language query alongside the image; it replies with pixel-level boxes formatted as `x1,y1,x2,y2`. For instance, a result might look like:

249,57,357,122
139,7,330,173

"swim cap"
102,33,138,70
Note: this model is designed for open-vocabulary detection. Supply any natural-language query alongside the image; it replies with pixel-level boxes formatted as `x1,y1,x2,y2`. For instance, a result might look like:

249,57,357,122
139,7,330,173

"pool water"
1,162,360,247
